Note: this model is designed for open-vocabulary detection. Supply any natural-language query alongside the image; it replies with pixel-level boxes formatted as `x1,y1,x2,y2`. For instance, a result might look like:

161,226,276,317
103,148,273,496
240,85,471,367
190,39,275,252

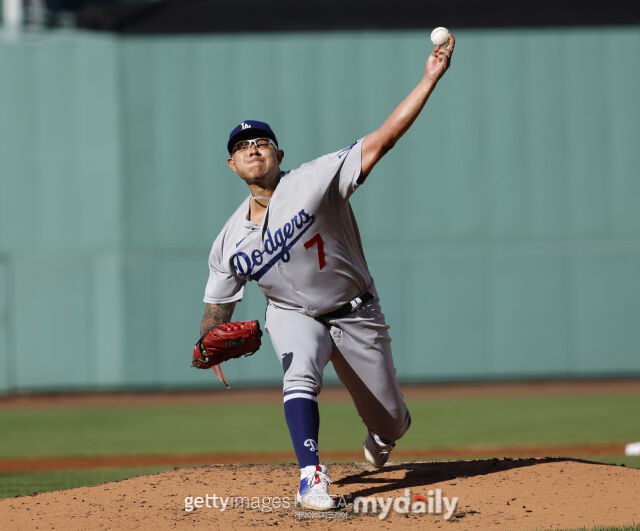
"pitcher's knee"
283,375,323,396
383,406,411,441
398,408,412,438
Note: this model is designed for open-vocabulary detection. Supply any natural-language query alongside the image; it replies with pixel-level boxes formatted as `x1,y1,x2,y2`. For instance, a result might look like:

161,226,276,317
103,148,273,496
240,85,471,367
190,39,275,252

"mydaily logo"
353,489,458,520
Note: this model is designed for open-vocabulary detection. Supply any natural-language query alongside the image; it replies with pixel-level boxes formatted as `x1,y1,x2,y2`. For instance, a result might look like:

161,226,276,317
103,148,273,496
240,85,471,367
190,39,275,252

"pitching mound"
1,458,639,530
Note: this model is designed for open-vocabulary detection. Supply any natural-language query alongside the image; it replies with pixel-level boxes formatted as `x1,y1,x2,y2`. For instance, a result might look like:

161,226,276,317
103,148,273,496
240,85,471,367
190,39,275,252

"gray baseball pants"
264,287,411,442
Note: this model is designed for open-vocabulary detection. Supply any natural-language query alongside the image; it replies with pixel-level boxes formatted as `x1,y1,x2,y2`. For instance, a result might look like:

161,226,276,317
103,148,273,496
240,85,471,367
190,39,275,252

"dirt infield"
2,380,638,528
2,458,639,530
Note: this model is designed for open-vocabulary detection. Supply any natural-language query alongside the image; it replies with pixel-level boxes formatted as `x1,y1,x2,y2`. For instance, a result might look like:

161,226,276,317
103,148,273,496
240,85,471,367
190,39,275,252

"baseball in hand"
430,27,450,46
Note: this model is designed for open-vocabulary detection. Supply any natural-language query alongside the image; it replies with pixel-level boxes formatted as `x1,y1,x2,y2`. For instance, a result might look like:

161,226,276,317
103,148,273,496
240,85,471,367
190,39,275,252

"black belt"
319,291,374,320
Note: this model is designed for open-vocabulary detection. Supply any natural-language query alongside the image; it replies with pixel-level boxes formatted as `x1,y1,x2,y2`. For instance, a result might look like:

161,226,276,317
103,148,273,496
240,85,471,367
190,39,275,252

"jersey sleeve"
312,137,364,200
203,232,246,304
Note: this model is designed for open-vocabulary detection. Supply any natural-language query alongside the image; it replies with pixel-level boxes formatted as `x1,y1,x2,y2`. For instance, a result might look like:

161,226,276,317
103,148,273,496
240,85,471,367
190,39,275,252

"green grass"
1,392,638,499
400,394,640,448
0,466,172,499
582,456,640,468
1,394,638,458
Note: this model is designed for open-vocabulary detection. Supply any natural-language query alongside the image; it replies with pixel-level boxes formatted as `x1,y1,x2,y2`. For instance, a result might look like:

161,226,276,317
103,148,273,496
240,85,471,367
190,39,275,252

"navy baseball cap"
227,120,278,154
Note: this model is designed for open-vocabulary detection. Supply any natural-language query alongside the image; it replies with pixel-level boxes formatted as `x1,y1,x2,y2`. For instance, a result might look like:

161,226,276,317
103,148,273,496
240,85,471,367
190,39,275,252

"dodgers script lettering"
231,209,315,281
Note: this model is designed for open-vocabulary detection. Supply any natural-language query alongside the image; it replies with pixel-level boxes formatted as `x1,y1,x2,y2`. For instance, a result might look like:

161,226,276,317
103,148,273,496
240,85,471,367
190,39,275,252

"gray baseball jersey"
204,137,410,441
204,138,370,316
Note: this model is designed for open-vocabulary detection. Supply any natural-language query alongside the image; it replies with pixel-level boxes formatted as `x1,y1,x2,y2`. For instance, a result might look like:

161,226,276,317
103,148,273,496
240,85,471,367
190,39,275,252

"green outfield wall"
1,27,639,393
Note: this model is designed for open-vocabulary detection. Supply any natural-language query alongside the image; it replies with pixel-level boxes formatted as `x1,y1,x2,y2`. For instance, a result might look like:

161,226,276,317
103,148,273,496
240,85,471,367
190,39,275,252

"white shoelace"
303,468,332,488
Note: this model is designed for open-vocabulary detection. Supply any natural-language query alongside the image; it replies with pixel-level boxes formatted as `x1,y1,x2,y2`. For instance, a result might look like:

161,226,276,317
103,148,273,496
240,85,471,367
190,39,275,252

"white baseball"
430,27,450,46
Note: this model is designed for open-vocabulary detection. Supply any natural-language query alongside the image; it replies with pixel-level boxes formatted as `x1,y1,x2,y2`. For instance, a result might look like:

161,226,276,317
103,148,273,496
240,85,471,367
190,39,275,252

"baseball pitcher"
196,33,455,511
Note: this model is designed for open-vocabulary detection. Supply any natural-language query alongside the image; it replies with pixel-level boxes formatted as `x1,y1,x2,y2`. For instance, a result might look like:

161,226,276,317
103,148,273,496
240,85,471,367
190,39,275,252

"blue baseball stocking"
283,389,320,468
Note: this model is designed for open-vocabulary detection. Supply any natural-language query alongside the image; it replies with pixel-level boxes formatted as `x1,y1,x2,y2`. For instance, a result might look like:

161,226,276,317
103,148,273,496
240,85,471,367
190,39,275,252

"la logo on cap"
241,122,251,130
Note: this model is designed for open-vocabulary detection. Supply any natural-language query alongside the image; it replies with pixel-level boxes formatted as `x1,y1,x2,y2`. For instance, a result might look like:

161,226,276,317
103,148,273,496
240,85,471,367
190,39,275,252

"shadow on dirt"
335,457,601,499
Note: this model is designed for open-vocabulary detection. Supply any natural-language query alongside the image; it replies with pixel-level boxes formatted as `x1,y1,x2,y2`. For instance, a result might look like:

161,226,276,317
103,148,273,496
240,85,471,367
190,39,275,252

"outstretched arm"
361,33,455,178
200,302,237,336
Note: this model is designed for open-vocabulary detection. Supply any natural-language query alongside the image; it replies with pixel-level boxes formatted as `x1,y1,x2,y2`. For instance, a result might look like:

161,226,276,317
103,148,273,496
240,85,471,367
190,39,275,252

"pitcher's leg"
265,303,334,468
328,301,410,443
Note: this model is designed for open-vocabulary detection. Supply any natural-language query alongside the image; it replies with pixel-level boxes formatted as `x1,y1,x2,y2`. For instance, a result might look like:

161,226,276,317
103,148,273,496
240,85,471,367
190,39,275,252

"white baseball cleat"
296,464,336,511
363,430,396,468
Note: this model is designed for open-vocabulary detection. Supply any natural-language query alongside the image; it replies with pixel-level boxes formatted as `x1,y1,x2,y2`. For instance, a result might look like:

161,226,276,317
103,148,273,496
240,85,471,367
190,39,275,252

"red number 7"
304,232,326,269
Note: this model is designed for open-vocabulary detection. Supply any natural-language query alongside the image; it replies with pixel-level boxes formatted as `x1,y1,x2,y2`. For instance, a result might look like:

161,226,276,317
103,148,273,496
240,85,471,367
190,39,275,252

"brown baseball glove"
192,320,263,388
